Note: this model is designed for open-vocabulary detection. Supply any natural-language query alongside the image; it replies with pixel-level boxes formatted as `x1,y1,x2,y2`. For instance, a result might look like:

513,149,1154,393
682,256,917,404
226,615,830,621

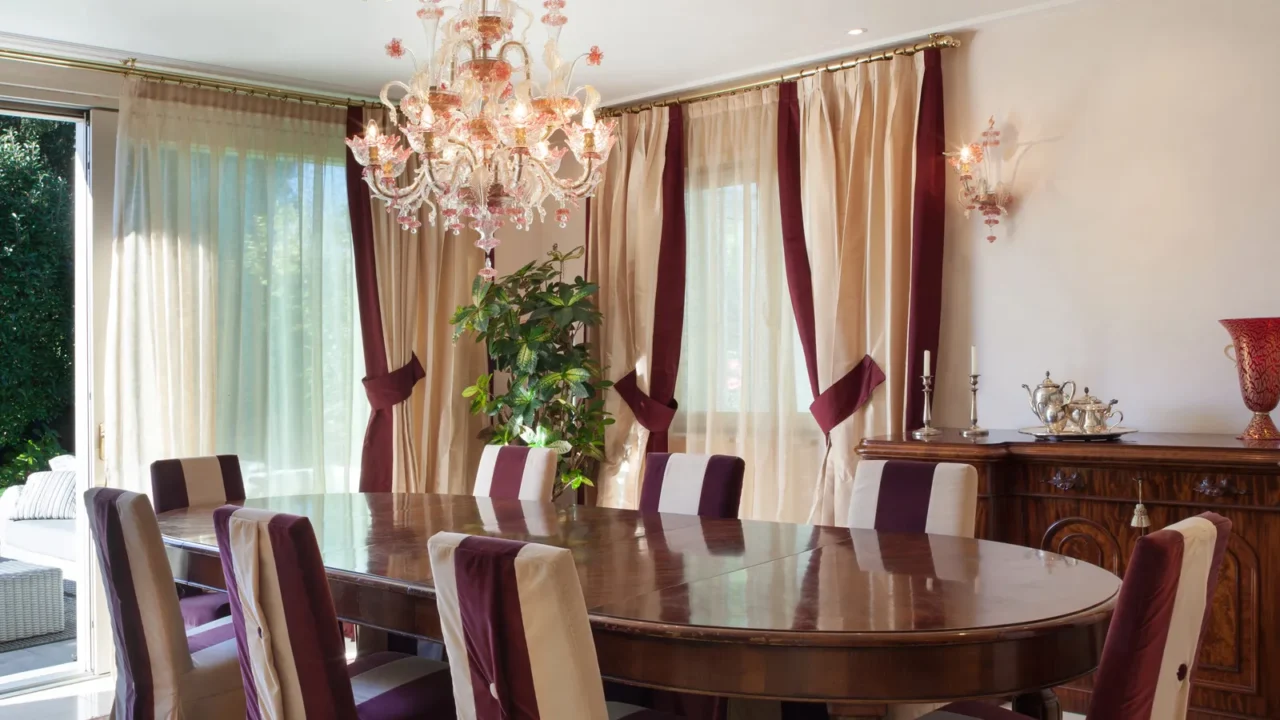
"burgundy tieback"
363,353,426,410
809,354,887,435
613,370,678,433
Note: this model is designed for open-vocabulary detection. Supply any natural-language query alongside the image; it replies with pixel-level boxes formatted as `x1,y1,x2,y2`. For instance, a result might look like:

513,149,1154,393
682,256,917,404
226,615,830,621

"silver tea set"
1021,371,1134,440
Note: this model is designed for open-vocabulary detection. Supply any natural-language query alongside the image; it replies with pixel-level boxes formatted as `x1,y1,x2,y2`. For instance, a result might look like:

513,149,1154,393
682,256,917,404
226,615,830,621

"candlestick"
961,373,989,438
912,374,943,439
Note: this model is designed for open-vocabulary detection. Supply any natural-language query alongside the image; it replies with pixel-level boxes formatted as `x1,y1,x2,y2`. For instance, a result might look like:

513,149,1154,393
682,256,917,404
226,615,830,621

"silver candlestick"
912,375,943,439
961,374,989,438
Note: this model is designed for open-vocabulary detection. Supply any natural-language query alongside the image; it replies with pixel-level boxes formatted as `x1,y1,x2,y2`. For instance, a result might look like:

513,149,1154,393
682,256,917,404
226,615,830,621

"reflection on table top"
157,492,1120,643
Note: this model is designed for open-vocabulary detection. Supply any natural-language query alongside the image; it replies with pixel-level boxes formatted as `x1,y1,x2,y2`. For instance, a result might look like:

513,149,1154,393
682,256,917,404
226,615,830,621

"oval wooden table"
156,493,1120,719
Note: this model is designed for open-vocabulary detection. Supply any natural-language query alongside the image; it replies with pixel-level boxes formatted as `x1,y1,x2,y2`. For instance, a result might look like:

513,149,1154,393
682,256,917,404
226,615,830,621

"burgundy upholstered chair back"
847,460,979,537
85,488,195,715
428,532,610,719
1088,512,1232,720
151,455,246,514
639,453,746,519
213,506,356,719
472,445,558,501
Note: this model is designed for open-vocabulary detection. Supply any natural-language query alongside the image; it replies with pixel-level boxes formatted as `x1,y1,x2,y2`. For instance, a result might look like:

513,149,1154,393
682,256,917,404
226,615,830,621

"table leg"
826,702,888,719
1011,689,1062,720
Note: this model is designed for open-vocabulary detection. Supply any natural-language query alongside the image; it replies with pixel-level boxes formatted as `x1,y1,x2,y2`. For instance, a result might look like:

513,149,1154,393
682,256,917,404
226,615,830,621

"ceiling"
0,0,1065,105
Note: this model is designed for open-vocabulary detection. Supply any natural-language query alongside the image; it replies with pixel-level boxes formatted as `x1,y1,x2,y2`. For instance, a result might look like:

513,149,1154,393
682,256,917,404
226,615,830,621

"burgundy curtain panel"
776,82,886,436
345,107,425,492
614,103,687,454
904,49,948,432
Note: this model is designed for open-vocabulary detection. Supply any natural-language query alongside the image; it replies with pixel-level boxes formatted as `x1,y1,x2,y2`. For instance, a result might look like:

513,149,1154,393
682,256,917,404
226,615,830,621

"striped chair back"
639,453,745,519
847,460,979,537
151,455,246,514
85,488,244,719
472,445,558,501
428,532,609,718
1089,512,1232,720
214,506,357,718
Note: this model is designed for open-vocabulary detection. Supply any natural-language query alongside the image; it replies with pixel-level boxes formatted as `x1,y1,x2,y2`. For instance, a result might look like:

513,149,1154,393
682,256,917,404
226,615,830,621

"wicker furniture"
0,560,64,642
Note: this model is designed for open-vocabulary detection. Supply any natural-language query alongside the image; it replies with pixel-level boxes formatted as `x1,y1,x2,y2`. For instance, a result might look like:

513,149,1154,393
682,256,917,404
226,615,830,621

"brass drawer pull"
1046,470,1084,492
1194,477,1248,498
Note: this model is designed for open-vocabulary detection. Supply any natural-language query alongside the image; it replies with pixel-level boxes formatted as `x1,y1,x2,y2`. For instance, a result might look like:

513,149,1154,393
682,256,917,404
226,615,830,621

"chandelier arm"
498,41,534,82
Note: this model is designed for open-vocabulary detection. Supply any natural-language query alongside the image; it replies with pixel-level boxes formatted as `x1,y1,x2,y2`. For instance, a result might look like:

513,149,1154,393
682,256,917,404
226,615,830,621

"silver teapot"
1067,388,1124,433
1022,371,1077,431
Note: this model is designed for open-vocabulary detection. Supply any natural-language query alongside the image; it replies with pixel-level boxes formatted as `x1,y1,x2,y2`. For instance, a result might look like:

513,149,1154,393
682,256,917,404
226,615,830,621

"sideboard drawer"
1011,465,1279,508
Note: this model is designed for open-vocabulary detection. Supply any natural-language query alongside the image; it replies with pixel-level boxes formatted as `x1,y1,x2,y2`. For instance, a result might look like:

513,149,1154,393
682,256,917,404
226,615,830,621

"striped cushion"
214,506,453,719
429,533,679,720
639,453,745,519
48,454,76,472
472,446,558,501
179,591,232,628
85,488,245,719
847,460,978,537
12,471,77,520
151,455,246,514
1088,512,1231,720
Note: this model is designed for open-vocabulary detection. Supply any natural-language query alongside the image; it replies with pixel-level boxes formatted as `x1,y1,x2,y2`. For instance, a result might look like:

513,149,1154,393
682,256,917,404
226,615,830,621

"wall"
933,0,1280,434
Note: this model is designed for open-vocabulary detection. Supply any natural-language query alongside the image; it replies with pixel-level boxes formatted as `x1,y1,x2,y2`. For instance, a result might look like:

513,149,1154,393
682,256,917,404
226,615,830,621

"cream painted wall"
933,0,1280,434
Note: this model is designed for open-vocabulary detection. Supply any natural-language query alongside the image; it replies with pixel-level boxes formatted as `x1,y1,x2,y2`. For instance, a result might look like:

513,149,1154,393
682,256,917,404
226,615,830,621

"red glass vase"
1221,317,1280,441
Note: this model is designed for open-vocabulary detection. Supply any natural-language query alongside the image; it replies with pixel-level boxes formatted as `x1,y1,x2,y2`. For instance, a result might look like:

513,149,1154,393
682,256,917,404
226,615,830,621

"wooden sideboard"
858,429,1280,720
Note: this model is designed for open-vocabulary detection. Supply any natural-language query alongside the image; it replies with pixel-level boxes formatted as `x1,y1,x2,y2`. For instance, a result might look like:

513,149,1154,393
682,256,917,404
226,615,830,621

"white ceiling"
0,0,1066,104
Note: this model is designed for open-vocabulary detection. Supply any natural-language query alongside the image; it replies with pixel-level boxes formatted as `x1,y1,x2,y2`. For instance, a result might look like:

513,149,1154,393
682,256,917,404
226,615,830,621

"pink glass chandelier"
347,0,618,278
946,117,1014,243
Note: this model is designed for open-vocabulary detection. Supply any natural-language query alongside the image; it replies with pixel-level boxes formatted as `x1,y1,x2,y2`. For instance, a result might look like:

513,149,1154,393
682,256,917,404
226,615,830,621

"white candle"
923,350,932,378
971,346,978,375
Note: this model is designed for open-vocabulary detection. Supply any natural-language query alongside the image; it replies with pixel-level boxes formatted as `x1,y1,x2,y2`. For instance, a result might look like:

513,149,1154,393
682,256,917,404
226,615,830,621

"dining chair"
922,512,1232,720
846,459,979,537
213,505,455,719
85,488,244,719
428,532,679,719
639,452,746,519
472,445,558,501
150,454,246,628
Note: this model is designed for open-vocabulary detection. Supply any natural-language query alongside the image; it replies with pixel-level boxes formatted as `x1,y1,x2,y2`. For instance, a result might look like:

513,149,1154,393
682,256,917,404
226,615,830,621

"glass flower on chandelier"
347,0,618,278
946,117,1014,243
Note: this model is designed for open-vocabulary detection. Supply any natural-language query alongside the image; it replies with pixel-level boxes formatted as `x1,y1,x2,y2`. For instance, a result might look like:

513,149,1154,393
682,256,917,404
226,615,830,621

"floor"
0,639,75,678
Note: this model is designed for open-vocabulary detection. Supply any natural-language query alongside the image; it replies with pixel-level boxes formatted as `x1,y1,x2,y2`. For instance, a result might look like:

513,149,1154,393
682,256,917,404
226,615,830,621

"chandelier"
347,0,618,278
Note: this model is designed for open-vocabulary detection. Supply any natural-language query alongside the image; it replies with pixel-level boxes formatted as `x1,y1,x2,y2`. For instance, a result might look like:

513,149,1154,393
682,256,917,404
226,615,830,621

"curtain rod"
0,47,381,109
601,34,960,116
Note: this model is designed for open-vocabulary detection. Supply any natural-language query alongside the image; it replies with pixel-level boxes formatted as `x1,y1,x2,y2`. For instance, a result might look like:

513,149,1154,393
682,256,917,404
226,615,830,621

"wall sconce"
946,117,1013,242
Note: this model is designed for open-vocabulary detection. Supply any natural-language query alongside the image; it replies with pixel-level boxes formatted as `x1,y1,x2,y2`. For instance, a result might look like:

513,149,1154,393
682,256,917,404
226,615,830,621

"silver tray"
1018,426,1139,442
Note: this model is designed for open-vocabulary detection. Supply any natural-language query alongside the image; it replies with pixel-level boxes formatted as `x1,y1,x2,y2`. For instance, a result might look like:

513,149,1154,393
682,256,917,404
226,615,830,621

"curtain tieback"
363,353,426,411
810,355,887,435
614,370,679,433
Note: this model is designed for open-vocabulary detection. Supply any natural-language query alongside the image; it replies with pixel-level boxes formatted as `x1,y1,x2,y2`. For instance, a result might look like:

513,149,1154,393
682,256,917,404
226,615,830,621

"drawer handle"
1194,477,1248,498
1046,470,1084,492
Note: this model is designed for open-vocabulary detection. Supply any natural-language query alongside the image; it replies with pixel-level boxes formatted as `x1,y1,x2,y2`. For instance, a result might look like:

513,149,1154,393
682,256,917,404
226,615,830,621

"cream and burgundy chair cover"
846,460,979,537
639,453,746,519
85,488,244,719
213,506,454,719
151,454,246,628
472,445,558,501
428,532,677,719
921,512,1232,720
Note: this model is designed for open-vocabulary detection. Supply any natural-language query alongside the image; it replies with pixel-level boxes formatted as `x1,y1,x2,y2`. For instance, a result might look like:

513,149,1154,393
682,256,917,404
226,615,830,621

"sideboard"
858,429,1280,720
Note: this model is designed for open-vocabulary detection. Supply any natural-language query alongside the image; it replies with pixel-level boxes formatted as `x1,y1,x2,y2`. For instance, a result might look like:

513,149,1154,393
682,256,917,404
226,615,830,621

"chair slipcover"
638,453,745,519
847,460,979,537
472,446,558,501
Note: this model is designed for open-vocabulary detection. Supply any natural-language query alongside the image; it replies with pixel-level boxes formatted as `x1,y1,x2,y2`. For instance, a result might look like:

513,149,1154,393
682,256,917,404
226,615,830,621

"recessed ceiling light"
848,28,867,35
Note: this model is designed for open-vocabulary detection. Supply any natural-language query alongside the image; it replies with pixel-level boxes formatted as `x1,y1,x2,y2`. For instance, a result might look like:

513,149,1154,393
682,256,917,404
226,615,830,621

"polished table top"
156,492,1120,644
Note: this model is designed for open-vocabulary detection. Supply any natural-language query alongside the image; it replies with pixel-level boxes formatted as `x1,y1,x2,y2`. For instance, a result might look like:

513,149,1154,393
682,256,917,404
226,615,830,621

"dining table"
156,492,1121,720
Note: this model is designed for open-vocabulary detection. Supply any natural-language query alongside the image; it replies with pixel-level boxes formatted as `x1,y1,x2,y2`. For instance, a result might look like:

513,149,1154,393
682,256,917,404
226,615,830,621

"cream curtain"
107,79,365,496
587,108,670,510
800,57,923,527
409,222,488,494
676,89,824,523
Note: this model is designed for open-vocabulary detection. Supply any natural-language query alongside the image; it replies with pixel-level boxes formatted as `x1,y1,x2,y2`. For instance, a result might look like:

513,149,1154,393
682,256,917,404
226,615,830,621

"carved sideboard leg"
1011,689,1062,720
826,702,888,719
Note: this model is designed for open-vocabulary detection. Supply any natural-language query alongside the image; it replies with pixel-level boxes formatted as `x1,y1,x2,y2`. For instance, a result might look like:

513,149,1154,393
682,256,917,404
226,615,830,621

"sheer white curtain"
676,90,824,523
107,79,366,496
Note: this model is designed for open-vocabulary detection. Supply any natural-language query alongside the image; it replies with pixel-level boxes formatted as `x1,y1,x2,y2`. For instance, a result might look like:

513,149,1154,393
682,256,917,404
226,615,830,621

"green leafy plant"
451,245,613,497
0,428,65,490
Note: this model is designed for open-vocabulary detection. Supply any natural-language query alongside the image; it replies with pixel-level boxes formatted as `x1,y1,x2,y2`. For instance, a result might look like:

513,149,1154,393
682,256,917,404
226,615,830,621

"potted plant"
451,245,613,498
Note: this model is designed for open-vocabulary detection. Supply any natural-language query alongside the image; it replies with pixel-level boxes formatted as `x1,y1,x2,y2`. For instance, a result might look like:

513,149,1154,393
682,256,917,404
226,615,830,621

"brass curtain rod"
0,47,381,109
601,34,960,116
